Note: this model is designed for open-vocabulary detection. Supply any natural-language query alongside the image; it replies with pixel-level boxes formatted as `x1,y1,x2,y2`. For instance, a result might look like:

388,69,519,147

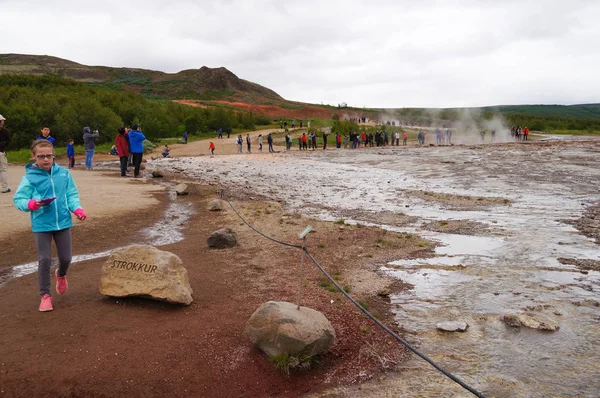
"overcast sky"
1,0,598,108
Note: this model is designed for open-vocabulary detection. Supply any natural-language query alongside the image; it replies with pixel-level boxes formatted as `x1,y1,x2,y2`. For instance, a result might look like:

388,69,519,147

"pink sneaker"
55,269,68,295
39,294,53,312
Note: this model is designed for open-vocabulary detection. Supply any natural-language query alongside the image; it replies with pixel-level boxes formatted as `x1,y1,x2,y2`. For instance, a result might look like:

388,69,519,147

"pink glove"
74,208,87,221
28,199,40,211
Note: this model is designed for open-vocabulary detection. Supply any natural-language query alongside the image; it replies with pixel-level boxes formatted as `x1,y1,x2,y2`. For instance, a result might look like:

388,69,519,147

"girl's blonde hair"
31,139,54,154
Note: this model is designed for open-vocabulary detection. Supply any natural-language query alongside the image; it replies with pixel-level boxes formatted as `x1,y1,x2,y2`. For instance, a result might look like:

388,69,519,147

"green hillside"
0,53,283,103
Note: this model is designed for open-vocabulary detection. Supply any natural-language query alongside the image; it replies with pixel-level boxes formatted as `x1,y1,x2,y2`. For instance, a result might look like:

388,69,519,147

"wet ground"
152,140,600,397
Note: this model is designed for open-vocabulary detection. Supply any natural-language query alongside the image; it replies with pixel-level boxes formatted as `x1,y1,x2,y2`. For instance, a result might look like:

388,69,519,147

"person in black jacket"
267,133,274,152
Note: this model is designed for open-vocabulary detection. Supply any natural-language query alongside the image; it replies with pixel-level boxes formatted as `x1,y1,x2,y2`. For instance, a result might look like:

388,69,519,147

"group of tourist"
216,127,232,139
279,120,310,129
434,129,453,145
510,126,530,141
2,119,148,178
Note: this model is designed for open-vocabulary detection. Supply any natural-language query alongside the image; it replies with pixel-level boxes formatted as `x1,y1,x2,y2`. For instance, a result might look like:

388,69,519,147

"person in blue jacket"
128,124,146,178
37,126,56,147
67,139,75,168
13,139,87,312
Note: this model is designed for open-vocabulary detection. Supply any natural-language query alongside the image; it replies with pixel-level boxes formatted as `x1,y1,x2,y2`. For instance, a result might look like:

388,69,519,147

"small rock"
436,321,469,332
151,171,163,178
207,228,238,249
553,311,563,316
207,199,224,212
175,183,189,196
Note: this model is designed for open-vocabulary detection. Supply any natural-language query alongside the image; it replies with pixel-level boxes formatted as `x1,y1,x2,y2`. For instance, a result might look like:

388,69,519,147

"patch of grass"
264,209,272,215
356,223,364,228
269,352,319,375
370,311,382,321
357,300,369,310
343,285,351,293
376,238,388,245
318,243,326,249
417,241,429,247
334,218,346,225
332,272,342,281
360,325,372,335
440,221,449,226
318,278,339,293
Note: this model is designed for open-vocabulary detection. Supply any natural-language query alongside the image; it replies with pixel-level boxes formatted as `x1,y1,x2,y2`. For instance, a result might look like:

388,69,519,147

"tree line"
0,74,271,149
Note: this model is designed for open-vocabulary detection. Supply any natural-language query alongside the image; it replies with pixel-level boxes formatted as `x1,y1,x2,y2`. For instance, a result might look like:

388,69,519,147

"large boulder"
207,228,238,248
244,301,336,357
208,199,224,212
100,245,193,305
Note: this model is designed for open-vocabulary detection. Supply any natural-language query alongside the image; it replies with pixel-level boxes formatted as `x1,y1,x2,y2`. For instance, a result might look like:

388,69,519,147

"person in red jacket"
115,127,130,177
209,141,215,155
301,132,308,150
523,127,529,141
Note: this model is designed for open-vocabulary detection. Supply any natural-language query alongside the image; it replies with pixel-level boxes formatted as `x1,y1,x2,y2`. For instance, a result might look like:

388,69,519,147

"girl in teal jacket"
13,140,87,312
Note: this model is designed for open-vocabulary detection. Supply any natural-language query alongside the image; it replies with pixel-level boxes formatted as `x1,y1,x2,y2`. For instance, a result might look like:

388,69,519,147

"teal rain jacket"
13,163,82,233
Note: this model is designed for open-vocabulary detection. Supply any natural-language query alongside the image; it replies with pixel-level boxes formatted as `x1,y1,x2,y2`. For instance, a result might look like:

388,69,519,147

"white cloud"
1,0,598,107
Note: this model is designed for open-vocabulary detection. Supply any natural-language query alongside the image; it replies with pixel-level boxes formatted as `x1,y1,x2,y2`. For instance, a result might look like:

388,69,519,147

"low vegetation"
0,74,271,150
269,353,319,375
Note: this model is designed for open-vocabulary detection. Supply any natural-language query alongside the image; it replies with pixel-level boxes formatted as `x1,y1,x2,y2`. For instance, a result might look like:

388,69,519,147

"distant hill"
1,53,599,123
0,53,283,103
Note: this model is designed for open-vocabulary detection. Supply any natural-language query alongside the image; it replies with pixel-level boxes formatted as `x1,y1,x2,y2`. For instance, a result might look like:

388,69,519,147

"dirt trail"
0,166,163,242
0,182,421,397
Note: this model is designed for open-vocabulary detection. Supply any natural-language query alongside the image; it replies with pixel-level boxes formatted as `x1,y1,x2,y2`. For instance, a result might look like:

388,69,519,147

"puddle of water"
142,201,194,246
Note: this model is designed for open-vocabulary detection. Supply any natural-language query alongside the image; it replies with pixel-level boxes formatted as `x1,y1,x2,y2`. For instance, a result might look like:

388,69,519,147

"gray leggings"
33,228,72,296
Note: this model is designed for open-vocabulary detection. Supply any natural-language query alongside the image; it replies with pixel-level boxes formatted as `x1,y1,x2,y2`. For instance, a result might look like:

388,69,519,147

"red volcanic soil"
213,101,337,119
173,100,372,121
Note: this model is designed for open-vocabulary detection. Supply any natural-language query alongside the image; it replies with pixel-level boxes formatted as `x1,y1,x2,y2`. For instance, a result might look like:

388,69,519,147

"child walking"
67,139,75,168
13,140,87,312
